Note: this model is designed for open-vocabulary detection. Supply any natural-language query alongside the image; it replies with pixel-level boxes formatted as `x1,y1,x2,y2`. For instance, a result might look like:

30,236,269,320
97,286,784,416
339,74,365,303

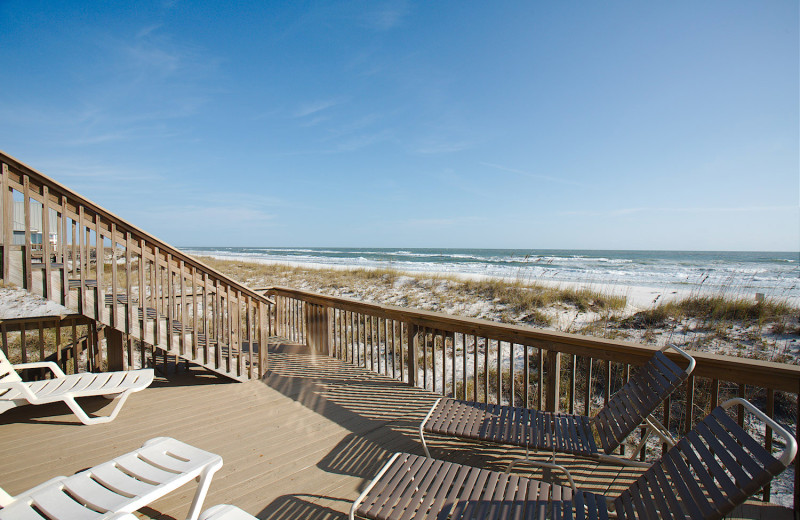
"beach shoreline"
193,253,767,310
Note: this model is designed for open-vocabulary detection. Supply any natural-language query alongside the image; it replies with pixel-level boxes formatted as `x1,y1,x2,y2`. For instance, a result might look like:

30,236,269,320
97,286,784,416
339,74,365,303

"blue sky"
1,1,797,251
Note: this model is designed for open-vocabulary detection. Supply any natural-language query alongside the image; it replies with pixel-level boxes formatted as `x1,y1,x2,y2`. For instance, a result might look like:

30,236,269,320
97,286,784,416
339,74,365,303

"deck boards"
0,342,791,519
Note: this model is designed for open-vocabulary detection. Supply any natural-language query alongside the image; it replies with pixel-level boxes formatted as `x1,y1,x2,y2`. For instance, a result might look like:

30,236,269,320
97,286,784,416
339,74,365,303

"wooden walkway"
0,342,791,519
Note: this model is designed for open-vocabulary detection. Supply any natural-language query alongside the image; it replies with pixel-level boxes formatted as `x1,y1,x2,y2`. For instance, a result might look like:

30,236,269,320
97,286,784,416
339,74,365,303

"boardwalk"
0,342,791,519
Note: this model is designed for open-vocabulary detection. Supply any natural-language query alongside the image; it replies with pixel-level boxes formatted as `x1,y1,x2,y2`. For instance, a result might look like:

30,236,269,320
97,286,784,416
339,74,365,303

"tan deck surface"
0,342,791,519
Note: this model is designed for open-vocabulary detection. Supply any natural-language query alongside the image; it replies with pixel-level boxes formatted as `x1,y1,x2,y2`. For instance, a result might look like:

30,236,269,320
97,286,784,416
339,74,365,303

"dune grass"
623,295,796,328
196,256,626,323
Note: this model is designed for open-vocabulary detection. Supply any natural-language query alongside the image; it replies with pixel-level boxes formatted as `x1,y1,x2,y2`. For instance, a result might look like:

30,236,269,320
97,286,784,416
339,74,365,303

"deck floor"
0,342,791,519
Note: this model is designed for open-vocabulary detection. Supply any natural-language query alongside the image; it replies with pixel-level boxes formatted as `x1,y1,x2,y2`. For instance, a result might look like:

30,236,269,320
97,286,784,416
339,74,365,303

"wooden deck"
0,342,792,519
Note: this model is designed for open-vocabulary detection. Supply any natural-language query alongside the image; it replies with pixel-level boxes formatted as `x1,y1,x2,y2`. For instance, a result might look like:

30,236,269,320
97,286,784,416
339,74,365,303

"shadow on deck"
0,341,791,519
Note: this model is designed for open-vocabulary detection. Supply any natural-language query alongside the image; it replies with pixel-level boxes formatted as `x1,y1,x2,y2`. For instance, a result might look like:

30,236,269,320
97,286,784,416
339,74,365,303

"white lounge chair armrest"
0,380,38,402
721,398,798,467
12,361,66,378
199,505,259,519
0,486,13,507
660,344,696,375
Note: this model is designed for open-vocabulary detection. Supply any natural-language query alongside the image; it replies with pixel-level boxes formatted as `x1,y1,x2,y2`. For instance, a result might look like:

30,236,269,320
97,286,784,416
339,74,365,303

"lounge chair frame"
420,344,695,474
0,437,223,520
353,398,797,520
0,349,153,425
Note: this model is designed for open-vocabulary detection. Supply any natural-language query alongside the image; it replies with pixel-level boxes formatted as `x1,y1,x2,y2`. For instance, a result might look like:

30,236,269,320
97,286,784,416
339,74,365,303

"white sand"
200,254,700,309
0,287,70,319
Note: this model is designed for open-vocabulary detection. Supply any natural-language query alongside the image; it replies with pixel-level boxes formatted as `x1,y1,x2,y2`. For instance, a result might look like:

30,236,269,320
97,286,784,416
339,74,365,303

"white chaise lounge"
0,437,223,520
0,349,153,425
112,504,258,520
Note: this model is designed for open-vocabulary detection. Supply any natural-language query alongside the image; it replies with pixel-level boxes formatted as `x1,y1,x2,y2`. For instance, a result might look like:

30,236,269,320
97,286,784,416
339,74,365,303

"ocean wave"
183,247,800,299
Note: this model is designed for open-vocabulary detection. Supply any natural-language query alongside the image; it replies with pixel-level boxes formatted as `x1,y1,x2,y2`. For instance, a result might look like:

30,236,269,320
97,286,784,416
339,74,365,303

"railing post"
259,300,268,377
322,305,332,356
408,323,419,388
545,349,562,413
106,328,125,371
304,302,313,351
0,163,8,282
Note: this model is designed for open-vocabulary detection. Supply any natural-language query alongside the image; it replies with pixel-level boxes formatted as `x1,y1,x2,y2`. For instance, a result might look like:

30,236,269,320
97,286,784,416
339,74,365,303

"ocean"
183,247,800,303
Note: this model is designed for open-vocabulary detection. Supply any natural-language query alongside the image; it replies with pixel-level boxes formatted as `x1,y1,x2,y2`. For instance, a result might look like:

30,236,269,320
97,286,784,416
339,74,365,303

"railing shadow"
260,342,582,487
261,342,436,485
257,494,349,520
260,341,646,497
0,397,117,426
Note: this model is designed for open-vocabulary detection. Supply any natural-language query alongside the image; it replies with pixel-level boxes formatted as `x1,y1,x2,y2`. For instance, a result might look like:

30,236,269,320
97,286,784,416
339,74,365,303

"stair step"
60,283,247,382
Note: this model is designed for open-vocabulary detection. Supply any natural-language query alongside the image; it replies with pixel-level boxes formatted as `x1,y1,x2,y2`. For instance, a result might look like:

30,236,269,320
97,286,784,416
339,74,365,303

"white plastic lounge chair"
0,349,153,425
352,398,796,520
111,504,257,520
0,437,223,520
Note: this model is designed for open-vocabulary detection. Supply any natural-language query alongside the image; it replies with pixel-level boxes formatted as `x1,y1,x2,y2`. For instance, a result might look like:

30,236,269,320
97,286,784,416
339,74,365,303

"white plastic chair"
0,437,223,520
112,504,257,520
0,349,153,425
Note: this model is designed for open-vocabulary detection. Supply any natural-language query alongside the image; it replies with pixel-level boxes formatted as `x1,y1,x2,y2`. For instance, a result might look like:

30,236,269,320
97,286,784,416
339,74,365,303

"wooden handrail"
265,286,800,392
267,284,800,506
0,151,274,380
0,151,270,305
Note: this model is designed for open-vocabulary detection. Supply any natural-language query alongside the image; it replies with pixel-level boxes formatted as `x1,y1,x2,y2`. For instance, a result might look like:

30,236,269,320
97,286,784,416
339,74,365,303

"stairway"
0,152,273,381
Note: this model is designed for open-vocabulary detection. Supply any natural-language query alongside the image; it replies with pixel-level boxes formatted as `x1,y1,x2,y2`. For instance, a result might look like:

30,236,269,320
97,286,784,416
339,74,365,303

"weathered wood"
110,223,118,328
94,213,103,323
179,259,187,358
22,175,32,291
78,206,86,315
546,349,562,413
125,232,133,334
0,163,8,281
106,327,125,371
408,324,419,388
60,195,68,306
41,186,52,300
1,152,271,307
267,287,800,393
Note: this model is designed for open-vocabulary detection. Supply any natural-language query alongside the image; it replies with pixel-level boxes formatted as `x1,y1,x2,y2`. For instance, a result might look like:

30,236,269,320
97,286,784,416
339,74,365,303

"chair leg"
505,455,577,492
63,391,131,425
185,458,223,520
418,398,441,459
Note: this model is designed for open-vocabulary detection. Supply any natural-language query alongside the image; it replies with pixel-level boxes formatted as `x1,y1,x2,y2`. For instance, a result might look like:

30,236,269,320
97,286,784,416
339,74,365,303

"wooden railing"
267,286,800,507
0,152,275,380
1,315,97,373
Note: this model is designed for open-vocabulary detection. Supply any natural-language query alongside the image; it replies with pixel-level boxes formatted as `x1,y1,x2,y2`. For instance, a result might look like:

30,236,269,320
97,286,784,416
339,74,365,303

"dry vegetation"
198,256,800,365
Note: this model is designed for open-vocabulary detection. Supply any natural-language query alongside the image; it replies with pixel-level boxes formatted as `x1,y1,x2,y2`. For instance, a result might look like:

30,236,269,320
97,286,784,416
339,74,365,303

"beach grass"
197,256,627,319
629,295,795,326
196,256,798,365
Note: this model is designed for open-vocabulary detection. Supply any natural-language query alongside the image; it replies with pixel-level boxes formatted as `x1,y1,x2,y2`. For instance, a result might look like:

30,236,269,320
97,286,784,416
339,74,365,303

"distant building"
13,200,58,246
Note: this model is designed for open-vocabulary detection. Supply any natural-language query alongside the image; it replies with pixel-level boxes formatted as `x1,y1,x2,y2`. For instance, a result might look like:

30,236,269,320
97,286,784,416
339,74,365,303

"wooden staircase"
0,152,274,381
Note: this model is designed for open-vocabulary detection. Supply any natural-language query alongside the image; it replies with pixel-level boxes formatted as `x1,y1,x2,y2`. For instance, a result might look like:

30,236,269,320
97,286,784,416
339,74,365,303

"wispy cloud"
333,130,392,152
293,98,347,118
481,162,587,187
397,216,484,228
559,205,799,217
19,26,221,148
34,159,163,184
415,141,471,154
362,1,410,31
150,204,276,225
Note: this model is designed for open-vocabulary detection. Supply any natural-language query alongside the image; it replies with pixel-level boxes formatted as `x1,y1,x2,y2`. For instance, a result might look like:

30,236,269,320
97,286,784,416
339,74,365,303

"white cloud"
558,205,799,217
293,98,347,118
362,1,410,31
415,141,471,154
481,162,587,188
397,216,484,228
